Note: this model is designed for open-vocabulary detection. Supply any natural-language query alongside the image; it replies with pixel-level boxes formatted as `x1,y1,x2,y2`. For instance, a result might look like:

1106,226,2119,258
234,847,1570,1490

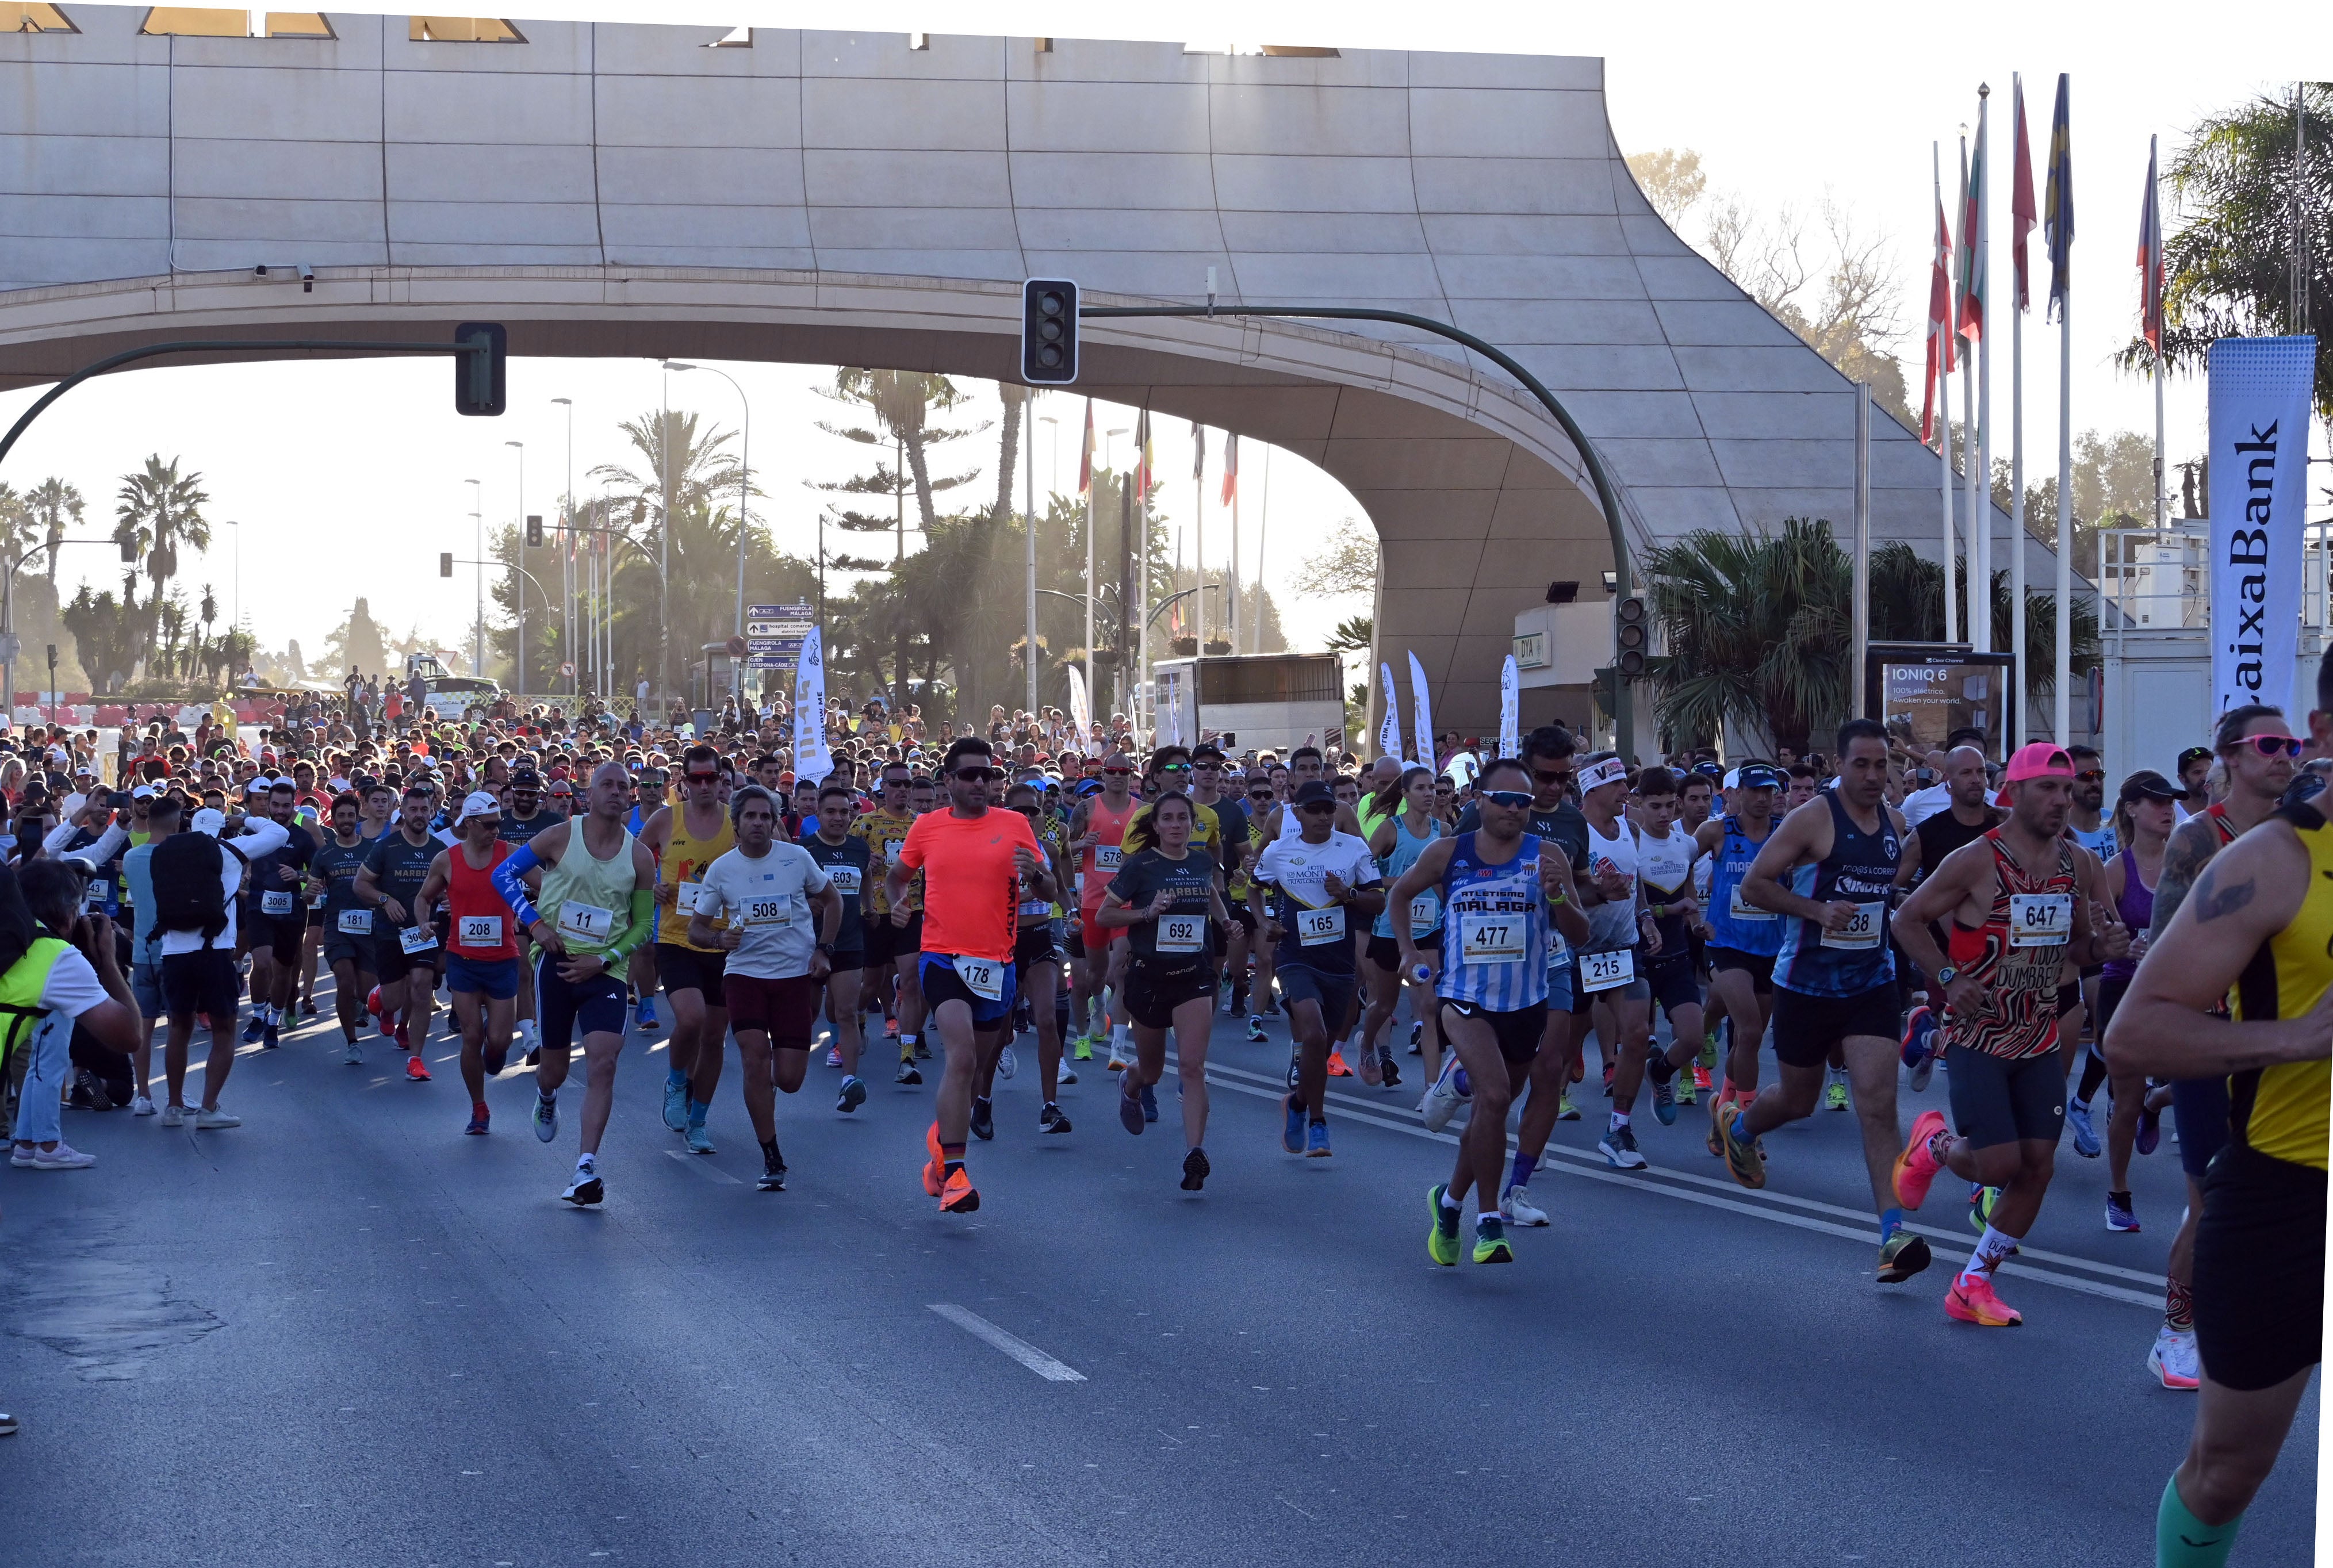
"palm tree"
587,409,747,535
0,483,32,572
25,478,82,584
114,454,209,676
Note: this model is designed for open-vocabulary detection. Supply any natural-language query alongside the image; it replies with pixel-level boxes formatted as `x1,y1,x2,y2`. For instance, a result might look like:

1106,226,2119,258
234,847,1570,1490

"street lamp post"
551,396,574,696
663,360,751,704
659,366,672,710
1100,427,1127,726
504,439,524,695
465,478,482,681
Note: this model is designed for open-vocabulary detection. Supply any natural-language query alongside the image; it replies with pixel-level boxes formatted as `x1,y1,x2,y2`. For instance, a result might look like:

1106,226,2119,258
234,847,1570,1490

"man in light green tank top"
493,761,658,1206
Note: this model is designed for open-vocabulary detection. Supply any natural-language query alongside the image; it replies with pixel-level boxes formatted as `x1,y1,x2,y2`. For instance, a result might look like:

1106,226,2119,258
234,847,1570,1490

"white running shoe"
194,1108,241,1130
131,1095,156,1117
998,1045,1017,1081
29,1141,95,1170
1105,1026,1133,1074
1419,1053,1469,1132
1058,1063,1079,1086
1500,1185,1549,1226
159,1104,186,1128
2147,1325,2201,1390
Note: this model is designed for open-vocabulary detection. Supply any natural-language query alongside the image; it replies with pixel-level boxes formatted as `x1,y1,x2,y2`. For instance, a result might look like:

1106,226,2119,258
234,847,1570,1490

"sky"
0,1,2318,683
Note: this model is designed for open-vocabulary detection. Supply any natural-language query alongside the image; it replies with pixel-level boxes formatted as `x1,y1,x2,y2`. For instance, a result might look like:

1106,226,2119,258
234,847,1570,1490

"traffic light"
119,535,137,563
440,552,453,578
453,321,506,416
1020,278,1079,385
1614,591,1650,678
526,514,543,548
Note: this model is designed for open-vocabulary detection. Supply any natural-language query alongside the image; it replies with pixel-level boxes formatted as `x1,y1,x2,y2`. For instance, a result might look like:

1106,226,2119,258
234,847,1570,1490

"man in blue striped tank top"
1729,719,1934,1286
1388,758,1591,1267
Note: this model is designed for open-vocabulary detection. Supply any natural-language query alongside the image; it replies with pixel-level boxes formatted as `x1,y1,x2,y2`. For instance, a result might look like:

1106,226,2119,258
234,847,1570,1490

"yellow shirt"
852,808,922,916
658,807,736,954
2228,807,2333,1171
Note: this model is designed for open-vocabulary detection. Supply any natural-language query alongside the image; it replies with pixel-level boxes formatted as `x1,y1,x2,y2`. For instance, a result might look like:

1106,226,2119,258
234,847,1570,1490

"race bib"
1295,904,1345,945
1545,931,1572,972
1156,914,1204,954
1409,894,1440,940
1017,898,1054,918
1459,911,1525,965
2009,892,2074,948
828,866,862,896
1728,882,1776,922
557,900,615,944
880,839,904,865
738,894,792,926
1095,845,1124,872
676,882,708,915
399,925,438,955
260,890,295,915
1580,946,1635,992
955,955,1004,1000
1818,901,1887,950
458,914,503,948
338,908,374,935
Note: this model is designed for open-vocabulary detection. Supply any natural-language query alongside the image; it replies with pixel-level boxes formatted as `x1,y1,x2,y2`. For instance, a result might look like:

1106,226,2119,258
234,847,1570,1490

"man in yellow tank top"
2107,673,2333,1568
640,745,736,1153
853,761,928,1080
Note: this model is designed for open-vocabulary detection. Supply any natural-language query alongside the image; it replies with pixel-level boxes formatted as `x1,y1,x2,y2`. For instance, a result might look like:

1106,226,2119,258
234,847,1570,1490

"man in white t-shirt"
689,785,842,1191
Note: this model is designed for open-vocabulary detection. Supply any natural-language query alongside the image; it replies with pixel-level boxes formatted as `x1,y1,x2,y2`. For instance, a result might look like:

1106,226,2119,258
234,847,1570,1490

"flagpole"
1192,422,1206,728
2052,74,2074,744
1025,393,1038,716
2009,75,2028,745
1975,86,1995,674
1960,132,1982,653
1937,142,1959,645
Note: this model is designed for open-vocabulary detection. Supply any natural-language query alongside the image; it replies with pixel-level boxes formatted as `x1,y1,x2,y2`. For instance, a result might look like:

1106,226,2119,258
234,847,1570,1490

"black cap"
1737,763,1786,790
2120,769,2190,803
510,767,542,789
1292,780,1336,807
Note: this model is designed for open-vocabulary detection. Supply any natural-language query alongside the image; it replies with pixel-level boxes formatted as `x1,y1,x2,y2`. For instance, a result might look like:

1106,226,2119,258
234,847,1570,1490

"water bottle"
1410,962,1434,984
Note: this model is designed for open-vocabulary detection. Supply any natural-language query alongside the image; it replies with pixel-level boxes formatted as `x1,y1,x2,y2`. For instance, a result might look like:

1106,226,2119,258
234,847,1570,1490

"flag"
1957,113,1986,343
2137,135,2165,354
1499,656,1519,760
2044,73,2074,324
1134,408,1152,499
1220,432,1238,506
1077,399,1094,494
1377,663,1402,761
791,627,830,783
1922,185,1957,443
1407,651,1434,773
2011,76,2036,313
1192,423,1205,481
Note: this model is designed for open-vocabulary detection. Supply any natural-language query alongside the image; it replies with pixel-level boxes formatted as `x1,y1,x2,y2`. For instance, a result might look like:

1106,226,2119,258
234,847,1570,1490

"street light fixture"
551,397,574,695
465,477,482,680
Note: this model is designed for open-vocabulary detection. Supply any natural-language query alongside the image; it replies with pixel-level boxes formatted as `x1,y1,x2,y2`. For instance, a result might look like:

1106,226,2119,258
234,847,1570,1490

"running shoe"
1893,1110,1949,1209
562,1164,604,1206
2067,1098,2101,1159
1472,1219,1514,1265
1599,1123,1646,1170
1418,1052,1468,1132
533,1094,558,1142
1824,1075,1849,1111
524,1048,542,1068
1279,1094,1306,1155
1139,1083,1159,1124
1326,1048,1353,1078
686,1121,714,1155
1427,1184,1461,1266
2106,1192,2140,1232
1500,1186,1549,1227
2147,1326,2201,1390
1556,1094,1580,1122
262,1022,279,1050
1944,1271,2022,1327
895,1060,922,1086
1968,1184,2002,1234
1692,1062,1714,1091
1180,1147,1210,1191
662,1075,689,1132
998,1045,1017,1081
158,1103,185,1128
1409,1021,1424,1055
1040,1102,1072,1135
635,998,660,1033
1899,1002,1935,1072
242,1013,265,1045
1380,1055,1401,1089
343,1039,363,1066
1601,1061,1615,1097
27,1141,95,1170
131,1095,155,1117
405,1055,432,1083
938,1166,980,1213
1876,1230,1933,1283
1305,1119,1332,1158
2135,1101,2162,1156
1106,1032,1133,1073
837,1076,867,1114
913,1037,932,1060
885,1018,901,1040
1246,1015,1268,1044
825,1046,843,1069
921,1123,944,1197
1058,1064,1079,1086
970,1096,995,1142
1074,1035,1095,1061
464,1108,489,1136
1715,1106,1765,1189
1652,1072,1678,1126
757,1155,788,1192
484,1040,508,1077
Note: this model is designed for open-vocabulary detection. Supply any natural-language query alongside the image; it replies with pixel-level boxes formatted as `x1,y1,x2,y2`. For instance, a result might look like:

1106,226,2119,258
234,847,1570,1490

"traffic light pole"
1079,302,1638,760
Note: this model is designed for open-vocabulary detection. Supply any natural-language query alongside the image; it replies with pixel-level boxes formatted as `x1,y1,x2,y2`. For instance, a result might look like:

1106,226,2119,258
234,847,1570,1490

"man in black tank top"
1893,744,2002,1084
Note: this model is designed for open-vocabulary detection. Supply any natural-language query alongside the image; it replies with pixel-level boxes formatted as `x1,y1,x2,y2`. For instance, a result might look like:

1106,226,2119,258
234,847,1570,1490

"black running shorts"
1943,1044,2066,1149
2193,1144,2326,1391
1769,982,1899,1068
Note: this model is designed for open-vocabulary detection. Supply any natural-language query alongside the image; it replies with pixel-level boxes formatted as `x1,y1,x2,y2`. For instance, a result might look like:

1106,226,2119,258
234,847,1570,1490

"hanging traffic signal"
1614,591,1650,678
526,514,543,548
440,552,454,578
453,321,507,416
1020,278,1079,385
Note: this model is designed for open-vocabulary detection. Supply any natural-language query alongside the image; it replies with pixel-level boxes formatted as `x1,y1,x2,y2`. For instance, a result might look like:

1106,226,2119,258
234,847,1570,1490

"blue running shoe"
241,1013,266,1045
636,997,659,1033
533,1093,558,1143
2066,1098,2101,1159
662,1074,689,1132
2135,1100,2162,1156
1280,1093,1305,1154
1901,1004,1938,1092
2106,1191,2140,1232
1305,1119,1331,1158
837,1076,867,1114
1652,1072,1678,1126
1119,1079,1146,1136
1139,1083,1159,1124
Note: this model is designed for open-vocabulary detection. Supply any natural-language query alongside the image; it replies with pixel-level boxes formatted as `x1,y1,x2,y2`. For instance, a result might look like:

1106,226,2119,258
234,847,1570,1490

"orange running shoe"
939,1166,980,1213
885,1018,901,1039
1326,1049,1353,1078
405,1055,432,1083
921,1122,944,1197
1692,1063,1714,1091
1894,1109,1949,1210
1945,1271,2022,1327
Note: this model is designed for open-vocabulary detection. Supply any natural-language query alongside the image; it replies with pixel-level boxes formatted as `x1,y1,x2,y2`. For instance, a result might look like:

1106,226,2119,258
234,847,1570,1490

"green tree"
320,597,390,683
60,574,146,694
2120,83,2330,417
1625,148,1708,229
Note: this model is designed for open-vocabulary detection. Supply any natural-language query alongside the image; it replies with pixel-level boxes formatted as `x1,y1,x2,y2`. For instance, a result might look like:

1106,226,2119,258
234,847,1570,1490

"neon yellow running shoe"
1472,1218,1514,1264
1427,1183,1461,1267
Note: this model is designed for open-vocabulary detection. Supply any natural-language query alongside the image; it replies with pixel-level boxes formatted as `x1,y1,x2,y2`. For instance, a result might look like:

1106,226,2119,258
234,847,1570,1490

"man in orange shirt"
887,736,1055,1214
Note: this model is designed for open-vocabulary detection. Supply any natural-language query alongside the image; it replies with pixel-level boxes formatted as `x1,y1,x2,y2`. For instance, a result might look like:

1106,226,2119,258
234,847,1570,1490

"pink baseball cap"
2003,742,2075,783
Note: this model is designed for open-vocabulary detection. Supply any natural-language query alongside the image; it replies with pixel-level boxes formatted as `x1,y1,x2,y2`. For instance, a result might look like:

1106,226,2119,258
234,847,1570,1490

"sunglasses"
2239,735,2304,760
1247,789,1273,800
954,766,1005,783
1528,766,1572,785
1298,801,1336,815
1480,789,1534,809
2073,769,2106,783
1102,766,1133,776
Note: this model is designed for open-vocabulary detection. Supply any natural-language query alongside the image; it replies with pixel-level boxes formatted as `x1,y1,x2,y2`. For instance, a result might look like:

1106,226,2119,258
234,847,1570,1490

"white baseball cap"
190,807,227,836
455,790,500,825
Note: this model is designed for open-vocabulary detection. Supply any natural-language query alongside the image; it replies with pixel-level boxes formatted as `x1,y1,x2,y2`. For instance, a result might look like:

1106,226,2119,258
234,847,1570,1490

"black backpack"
148,831,242,946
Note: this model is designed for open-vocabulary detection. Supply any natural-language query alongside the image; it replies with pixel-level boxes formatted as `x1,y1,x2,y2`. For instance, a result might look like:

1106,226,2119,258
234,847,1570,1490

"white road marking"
1193,1057,2162,1309
928,1304,1086,1382
663,1149,741,1184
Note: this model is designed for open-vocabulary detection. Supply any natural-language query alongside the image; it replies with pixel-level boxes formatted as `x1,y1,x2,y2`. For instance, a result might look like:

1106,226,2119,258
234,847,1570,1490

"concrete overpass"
0,9,2017,730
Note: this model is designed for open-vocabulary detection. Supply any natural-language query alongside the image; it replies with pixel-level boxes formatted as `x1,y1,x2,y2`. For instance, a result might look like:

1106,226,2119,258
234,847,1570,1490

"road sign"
746,601,814,642
0,634,20,664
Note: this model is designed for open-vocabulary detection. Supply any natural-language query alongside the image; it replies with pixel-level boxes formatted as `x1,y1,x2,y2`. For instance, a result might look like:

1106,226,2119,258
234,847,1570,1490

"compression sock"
2075,1045,2109,1107
760,1138,782,1166
1508,1152,1537,1193
2155,1475,2242,1568
1960,1224,2017,1284
2166,1277,2196,1333
1879,1206,1905,1244
941,1141,967,1178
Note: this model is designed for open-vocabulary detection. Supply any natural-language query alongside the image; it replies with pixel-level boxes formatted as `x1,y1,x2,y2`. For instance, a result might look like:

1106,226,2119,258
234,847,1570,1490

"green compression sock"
2156,1475,2242,1568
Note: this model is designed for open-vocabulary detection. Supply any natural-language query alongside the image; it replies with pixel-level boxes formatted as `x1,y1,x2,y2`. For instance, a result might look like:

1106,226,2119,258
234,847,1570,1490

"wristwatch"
1934,965,1959,988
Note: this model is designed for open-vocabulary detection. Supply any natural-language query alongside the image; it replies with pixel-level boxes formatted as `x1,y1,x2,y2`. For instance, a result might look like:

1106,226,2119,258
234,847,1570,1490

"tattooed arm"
2146,815,2221,945
2107,819,2331,1076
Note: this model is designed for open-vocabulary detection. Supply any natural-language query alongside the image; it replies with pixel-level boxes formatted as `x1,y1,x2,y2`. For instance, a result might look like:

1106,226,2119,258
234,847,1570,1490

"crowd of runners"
0,672,2318,1567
